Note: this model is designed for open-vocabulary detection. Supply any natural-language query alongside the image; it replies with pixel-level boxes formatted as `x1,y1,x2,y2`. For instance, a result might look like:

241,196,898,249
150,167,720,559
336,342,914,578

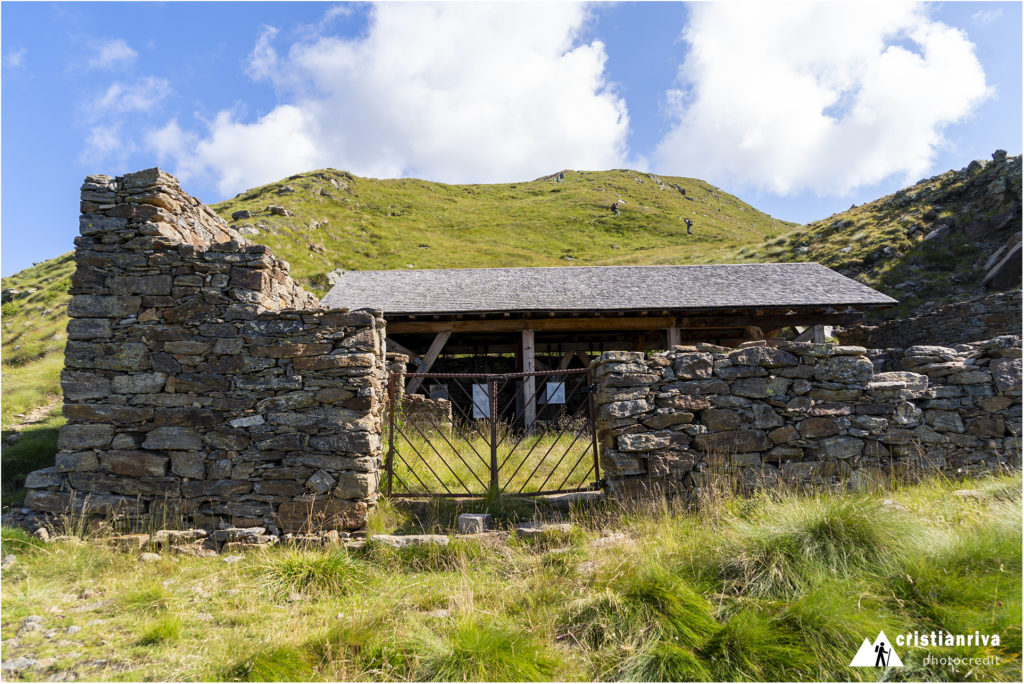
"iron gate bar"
494,371,574,453
515,423,588,495
402,396,489,491
533,428,590,494
386,368,599,498
508,371,589,463
524,417,589,497
496,380,590,488
388,455,415,495
387,374,397,497
393,423,454,493
446,378,497,463
495,371,589,458
398,417,475,494
424,376,493,474
585,367,602,486
390,439,436,494
556,454,596,493
490,379,499,491
500,428,569,494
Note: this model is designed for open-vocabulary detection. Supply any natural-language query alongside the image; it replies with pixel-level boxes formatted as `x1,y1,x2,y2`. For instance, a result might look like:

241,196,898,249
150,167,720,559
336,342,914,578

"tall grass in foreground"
1,472,1020,682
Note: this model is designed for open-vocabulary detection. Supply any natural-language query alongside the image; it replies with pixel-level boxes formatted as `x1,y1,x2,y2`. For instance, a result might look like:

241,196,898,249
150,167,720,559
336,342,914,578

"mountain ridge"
208,167,793,293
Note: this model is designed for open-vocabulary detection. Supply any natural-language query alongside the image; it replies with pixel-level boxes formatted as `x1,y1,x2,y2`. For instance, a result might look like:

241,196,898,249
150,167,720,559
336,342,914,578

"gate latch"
582,383,598,394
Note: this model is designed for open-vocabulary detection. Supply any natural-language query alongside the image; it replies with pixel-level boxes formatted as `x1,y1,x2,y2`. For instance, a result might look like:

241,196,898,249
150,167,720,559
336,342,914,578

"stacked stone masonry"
839,289,1022,349
594,337,1022,497
21,169,388,534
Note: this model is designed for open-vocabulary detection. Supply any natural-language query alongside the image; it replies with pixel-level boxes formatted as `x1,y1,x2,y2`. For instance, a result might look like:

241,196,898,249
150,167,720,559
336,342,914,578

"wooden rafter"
386,338,421,364
405,330,451,394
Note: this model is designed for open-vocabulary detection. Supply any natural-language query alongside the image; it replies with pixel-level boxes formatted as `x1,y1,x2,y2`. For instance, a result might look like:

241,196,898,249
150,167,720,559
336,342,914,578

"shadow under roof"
320,263,896,316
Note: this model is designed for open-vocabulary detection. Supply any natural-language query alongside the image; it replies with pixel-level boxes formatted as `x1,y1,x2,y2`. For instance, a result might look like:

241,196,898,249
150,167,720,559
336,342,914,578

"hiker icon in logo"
850,631,904,667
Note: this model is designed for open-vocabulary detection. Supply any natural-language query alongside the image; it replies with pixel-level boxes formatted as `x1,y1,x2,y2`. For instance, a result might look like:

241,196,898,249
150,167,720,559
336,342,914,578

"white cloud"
146,118,196,163
4,48,26,69
971,8,1003,26
79,78,172,164
182,107,323,195
92,77,172,115
79,123,136,166
88,38,138,70
246,26,280,82
153,2,628,195
654,2,992,196
322,4,354,23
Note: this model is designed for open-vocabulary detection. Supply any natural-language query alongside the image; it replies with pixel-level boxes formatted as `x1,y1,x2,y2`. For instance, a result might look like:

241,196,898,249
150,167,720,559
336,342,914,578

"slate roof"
321,263,897,315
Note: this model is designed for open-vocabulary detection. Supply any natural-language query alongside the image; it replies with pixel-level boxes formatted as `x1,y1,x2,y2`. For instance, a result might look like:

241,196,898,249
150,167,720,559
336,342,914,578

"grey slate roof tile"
321,263,896,315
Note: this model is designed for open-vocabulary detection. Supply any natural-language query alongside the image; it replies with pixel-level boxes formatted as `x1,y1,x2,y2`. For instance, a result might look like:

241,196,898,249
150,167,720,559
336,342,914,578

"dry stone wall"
19,169,387,534
839,289,1022,349
594,337,1022,497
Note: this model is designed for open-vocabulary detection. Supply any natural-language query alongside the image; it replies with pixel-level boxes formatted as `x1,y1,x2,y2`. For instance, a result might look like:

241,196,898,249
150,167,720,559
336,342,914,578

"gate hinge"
582,383,599,394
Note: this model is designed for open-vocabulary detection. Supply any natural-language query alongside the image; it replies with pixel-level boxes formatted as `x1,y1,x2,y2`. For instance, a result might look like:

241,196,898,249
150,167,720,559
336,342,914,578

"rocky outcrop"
761,150,1021,325
14,169,387,534
593,337,1021,497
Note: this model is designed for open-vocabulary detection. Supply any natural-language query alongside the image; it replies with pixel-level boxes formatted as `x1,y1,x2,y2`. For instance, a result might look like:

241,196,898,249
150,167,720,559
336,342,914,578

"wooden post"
522,329,536,433
386,338,421,365
489,379,499,492
386,374,396,497
793,324,826,343
667,326,681,348
405,330,451,394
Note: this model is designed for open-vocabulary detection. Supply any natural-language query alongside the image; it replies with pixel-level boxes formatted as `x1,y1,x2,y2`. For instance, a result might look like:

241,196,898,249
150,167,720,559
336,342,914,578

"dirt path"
7,397,62,431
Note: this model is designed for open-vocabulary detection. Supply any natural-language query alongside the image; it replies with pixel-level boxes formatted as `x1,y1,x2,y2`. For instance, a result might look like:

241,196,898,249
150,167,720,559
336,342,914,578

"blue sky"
2,1,1021,276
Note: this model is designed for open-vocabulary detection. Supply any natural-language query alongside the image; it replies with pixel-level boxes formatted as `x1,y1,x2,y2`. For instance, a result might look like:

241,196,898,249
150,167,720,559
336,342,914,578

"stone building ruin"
23,169,387,534
13,168,1022,536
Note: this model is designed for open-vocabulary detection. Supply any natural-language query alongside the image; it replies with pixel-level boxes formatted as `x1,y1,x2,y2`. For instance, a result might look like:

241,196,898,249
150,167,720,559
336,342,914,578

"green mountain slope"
209,169,793,293
1,254,74,426
743,151,1022,320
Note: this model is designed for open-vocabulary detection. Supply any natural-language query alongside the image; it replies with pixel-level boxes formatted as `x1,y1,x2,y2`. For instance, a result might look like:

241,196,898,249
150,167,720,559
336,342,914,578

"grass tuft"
0,524,46,556
621,639,712,681
121,585,171,613
258,548,365,596
710,495,914,597
137,615,183,646
701,608,811,681
410,614,560,681
222,645,315,682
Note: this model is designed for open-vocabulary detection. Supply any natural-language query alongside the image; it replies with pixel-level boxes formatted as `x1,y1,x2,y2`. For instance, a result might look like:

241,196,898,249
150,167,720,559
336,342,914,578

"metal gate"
384,369,602,497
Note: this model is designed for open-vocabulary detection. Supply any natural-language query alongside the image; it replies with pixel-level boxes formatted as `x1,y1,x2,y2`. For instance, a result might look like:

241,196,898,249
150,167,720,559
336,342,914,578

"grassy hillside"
209,169,793,293
1,473,1020,681
744,152,1022,319
0,254,73,504
1,253,73,424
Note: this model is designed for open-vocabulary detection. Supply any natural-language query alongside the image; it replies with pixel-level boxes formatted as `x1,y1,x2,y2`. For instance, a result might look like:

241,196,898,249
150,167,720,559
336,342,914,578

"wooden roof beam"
387,311,862,335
